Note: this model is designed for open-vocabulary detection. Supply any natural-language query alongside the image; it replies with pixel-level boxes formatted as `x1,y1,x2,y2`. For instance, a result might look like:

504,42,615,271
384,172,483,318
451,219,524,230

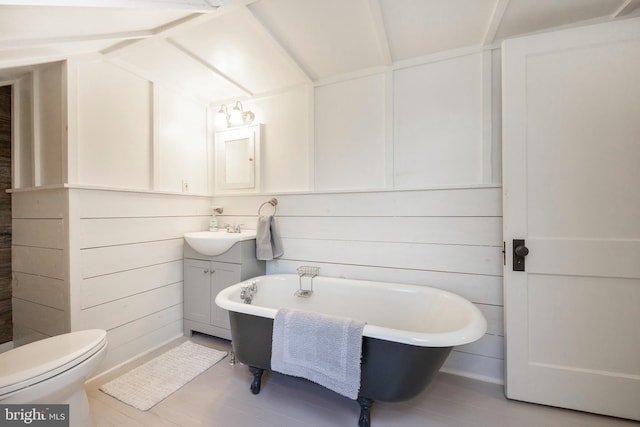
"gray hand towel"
270,215,284,258
256,215,283,260
256,215,273,260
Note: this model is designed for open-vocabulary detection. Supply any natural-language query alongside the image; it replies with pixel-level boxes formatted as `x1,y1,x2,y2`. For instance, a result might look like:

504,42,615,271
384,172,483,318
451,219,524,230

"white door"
502,18,640,420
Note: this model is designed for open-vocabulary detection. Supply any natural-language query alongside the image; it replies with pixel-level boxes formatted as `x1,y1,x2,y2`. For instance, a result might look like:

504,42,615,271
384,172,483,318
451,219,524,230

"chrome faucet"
240,281,257,304
224,223,244,233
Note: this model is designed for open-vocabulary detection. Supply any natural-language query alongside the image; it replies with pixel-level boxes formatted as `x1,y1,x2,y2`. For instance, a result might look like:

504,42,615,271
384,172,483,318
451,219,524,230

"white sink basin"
184,230,257,256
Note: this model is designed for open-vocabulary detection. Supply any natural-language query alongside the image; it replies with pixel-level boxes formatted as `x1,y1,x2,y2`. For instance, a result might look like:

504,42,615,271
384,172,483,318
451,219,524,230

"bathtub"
215,273,487,427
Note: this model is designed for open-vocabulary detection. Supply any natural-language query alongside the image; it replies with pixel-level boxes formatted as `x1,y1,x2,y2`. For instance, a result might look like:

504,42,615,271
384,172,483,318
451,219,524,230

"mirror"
215,124,261,193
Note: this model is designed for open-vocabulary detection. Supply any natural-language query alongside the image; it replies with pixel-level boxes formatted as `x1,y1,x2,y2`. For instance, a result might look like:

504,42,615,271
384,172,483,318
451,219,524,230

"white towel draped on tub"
256,215,283,260
271,308,366,400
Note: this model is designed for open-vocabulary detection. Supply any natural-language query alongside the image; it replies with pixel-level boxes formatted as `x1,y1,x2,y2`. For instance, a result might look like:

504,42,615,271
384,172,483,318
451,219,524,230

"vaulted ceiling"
1,0,639,103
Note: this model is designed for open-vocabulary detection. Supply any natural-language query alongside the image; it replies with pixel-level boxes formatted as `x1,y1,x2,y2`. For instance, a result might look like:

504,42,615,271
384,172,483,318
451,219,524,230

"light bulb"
229,104,243,125
214,106,228,128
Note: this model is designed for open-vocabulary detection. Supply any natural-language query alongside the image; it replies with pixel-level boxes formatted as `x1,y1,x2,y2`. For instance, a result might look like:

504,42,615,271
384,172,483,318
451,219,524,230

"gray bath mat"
100,341,226,411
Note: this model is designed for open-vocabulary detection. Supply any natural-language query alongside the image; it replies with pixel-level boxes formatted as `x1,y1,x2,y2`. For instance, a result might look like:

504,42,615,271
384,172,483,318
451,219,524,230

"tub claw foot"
357,397,374,427
249,367,264,395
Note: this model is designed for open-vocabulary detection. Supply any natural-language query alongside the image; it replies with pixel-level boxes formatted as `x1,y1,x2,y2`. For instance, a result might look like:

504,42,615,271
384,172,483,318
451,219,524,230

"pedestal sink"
184,230,257,256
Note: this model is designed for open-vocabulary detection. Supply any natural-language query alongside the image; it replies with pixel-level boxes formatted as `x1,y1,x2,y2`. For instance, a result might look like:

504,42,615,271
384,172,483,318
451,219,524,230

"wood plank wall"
0,85,11,344
213,186,505,382
71,189,210,372
12,188,68,345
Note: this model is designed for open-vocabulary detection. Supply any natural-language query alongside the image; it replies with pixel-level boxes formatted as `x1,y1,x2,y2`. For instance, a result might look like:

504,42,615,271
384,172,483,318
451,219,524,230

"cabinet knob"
210,269,215,275
203,269,209,274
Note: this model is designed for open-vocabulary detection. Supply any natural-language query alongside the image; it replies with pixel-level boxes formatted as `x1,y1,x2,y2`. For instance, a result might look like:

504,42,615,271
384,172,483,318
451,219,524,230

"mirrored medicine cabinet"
215,124,261,193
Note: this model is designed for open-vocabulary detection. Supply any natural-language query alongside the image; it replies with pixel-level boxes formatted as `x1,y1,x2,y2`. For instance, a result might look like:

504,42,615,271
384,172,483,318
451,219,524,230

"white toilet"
0,329,108,427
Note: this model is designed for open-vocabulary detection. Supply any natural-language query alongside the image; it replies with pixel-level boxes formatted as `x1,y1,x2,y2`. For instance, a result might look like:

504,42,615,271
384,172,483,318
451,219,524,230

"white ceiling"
1,0,639,103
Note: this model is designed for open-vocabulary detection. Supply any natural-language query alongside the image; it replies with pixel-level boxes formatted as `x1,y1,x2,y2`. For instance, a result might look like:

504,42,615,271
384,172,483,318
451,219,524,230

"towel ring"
258,198,278,216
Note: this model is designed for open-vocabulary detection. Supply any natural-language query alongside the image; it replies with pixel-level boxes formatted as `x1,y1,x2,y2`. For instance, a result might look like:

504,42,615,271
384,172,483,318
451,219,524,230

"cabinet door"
183,259,211,324
215,124,261,193
210,261,241,330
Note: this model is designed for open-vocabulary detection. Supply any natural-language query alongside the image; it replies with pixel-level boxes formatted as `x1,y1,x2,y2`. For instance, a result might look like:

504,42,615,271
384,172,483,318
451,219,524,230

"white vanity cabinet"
183,239,265,339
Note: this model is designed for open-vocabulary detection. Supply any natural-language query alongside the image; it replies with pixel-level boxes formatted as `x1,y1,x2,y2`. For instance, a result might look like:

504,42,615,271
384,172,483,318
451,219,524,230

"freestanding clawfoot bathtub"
215,273,487,427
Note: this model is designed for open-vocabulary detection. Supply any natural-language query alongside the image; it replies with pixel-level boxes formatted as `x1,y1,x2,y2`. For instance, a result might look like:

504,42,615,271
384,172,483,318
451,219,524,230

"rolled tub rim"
215,274,487,348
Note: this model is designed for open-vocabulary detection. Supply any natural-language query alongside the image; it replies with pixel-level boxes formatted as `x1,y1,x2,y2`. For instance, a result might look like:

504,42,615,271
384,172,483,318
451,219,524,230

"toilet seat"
0,329,107,398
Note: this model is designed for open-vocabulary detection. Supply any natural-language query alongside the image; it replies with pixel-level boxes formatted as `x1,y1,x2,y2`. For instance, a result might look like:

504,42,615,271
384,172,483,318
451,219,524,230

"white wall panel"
75,60,152,190
12,188,65,218
315,73,387,190
13,273,65,310
156,86,209,194
213,187,502,217
394,53,483,187
99,319,183,373
280,238,501,276
13,219,64,249
81,261,182,309
69,189,209,373
243,85,311,193
12,246,65,279
104,304,183,351
80,216,205,248
276,216,502,246
76,189,211,218
12,325,48,347
36,62,64,186
80,239,183,279
12,298,66,337
15,74,34,188
11,188,70,342
80,283,182,331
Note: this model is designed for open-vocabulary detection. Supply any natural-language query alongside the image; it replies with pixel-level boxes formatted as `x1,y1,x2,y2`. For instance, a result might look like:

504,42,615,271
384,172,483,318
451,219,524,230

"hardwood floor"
87,333,637,427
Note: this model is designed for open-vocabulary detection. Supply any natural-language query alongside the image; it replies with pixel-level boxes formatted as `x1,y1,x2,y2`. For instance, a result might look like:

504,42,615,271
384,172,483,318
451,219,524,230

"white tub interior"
216,274,487,347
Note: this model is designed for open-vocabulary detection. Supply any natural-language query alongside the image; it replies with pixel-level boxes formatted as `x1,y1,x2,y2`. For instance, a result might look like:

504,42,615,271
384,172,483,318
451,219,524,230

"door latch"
512,239,529,272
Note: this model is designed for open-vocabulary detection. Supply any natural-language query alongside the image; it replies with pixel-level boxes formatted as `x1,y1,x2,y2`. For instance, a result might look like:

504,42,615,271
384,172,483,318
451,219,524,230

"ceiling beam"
0,30,153,51
239,6,312,84
483,0,510,45
167,38,253,97
612,0,640,17
102,0,259,57
366,0,392,66
101,12,213,56
0,0,226,11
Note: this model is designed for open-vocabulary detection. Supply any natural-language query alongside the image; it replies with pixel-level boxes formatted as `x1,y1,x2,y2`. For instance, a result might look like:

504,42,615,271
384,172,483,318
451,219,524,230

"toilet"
0,329,108,427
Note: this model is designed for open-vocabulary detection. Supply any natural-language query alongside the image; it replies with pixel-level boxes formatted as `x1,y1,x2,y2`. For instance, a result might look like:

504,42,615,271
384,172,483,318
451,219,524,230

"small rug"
100,341,226,411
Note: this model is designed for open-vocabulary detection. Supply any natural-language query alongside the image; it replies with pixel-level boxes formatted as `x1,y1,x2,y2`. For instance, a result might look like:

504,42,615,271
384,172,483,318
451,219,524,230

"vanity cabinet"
183,239,265,340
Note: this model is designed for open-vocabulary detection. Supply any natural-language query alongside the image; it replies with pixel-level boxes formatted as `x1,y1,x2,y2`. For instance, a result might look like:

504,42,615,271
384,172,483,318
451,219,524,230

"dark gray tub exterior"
229,311,453,426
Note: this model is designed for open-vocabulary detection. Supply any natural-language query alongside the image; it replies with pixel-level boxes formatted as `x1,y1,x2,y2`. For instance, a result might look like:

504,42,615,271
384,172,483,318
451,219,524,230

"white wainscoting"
212,185,505,383
69,188,210,372
11,188,68,346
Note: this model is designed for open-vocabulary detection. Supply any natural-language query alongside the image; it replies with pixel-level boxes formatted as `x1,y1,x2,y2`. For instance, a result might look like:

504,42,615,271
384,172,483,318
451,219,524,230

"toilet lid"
0,329,107,393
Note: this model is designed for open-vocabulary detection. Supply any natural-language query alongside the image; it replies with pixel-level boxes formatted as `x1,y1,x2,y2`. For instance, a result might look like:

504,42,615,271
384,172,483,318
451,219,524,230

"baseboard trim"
0,340,14,354
86,333,184,384
440,367,504,385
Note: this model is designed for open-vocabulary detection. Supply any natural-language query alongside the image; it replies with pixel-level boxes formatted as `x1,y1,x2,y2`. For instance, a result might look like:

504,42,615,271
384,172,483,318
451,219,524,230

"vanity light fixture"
214,101,255,129
229,101,255,127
